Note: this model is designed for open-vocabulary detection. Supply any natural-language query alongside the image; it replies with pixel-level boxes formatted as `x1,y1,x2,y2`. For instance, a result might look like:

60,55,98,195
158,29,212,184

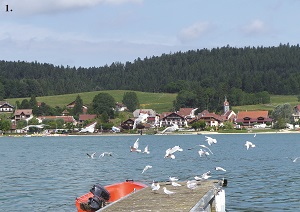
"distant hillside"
6,90,177,114
1,44,300,101
6,91,299,114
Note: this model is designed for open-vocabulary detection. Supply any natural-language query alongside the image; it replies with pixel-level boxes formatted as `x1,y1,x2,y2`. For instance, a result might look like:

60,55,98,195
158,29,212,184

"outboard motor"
80,184,110,211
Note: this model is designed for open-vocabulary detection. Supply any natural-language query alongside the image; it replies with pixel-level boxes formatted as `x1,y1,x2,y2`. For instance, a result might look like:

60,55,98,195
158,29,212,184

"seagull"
201,171,212,180
99,152,113,157
215,167,226,172
205,136,217,146
245,141,256,150
198,149,210,157
171,181,182,187
87,152,96,158
164,146,183,159
130,138,142,152
254,133,257,137
194,176,202,181
142,165,152,174
151,183,160,193
169,176,179,182
187,180,198,191
287,157,300,162
163,187,175,196
198,145,214,154
143,145,150,154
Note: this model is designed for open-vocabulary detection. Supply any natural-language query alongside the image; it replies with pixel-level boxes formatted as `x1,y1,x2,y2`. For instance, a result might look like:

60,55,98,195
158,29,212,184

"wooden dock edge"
190,179,226,212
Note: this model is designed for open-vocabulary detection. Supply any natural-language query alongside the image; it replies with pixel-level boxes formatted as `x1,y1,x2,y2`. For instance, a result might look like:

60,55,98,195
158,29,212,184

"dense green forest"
1,44,300,111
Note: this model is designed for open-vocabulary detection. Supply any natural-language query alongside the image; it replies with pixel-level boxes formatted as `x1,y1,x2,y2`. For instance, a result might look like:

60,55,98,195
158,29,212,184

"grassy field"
5,92,299,114
6,90,177,113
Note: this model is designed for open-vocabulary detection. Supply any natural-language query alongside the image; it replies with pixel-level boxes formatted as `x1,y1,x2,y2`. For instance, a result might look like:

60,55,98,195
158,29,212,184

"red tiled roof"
79,114,97,121
14,109,32,115
237,111,269,119
177,108,194,117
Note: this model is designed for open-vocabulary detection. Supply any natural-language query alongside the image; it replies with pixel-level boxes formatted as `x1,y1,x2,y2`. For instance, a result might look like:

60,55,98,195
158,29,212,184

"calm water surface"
0,133,299,211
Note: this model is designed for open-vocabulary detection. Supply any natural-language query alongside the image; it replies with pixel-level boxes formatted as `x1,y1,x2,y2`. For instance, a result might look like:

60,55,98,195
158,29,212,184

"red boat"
76,180,148,212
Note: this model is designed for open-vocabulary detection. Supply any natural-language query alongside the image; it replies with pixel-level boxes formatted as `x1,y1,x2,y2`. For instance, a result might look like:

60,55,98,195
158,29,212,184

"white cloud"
241,19,268,35
9,0,143,15
178,21,211,43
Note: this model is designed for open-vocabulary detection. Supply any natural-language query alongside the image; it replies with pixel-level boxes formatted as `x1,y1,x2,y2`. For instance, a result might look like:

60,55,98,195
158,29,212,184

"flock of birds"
86,133,299,197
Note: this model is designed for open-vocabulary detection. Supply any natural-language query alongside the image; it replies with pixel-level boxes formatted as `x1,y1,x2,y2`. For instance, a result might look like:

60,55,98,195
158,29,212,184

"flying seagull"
215,166,226,172
87,152,96,159
164,146,183,159
198,149,210,157
99,152,113,157
130,138,142,152
142,165,152,174
245,141,256,150
143,145,150,154
205,136,217,146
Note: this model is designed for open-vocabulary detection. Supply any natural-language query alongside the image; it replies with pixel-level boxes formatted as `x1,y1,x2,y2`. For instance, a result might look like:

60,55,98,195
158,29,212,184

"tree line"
1,43,300,110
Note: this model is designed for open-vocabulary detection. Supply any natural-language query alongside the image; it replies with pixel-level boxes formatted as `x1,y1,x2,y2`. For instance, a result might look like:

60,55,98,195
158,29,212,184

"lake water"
0,133,299,211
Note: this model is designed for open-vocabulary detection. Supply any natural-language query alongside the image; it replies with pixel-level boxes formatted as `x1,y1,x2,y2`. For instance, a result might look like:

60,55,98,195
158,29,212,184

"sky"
0,0,299,68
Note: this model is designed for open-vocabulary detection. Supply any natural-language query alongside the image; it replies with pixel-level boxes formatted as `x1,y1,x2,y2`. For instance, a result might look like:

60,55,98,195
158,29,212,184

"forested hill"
1,43,300,100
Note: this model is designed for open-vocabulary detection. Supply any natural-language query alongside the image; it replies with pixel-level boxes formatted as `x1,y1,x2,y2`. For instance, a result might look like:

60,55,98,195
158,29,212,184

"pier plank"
101,180,218,211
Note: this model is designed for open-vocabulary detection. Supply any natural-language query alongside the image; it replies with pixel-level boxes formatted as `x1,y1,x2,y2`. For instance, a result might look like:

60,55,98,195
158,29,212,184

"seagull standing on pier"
163,187,175,196
169,176,179,182
187,180,198,191
171,181,182,187
151,183,160,193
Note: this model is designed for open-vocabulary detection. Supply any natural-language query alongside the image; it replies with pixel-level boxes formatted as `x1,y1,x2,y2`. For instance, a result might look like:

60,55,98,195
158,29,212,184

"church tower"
224,96,230,113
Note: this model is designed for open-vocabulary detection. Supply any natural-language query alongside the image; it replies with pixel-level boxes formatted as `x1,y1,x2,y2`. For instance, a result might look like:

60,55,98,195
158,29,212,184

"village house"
66,101,88,114
0,101,14,113
235,110,272,127
292,105,300,123
121,118,135,130
13,109,33,123
78,114,97,125
115,102,127,112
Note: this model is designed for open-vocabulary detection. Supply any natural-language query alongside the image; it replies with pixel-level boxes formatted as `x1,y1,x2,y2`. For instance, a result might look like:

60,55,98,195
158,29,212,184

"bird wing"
133,138,139,149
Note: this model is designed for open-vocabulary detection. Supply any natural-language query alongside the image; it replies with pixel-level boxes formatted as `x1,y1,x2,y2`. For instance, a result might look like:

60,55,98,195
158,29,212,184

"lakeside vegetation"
5,91,299,114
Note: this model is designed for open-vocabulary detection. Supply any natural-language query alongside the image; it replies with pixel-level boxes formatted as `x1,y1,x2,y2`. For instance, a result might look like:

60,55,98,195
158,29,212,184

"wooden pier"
99,179,225,212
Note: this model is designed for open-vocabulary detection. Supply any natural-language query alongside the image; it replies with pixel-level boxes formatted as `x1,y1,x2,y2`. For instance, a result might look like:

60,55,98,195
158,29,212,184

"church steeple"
224,96,230,113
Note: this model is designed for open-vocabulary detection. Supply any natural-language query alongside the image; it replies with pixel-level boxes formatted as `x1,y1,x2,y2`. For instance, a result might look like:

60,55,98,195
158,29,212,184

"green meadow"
6,91,298,114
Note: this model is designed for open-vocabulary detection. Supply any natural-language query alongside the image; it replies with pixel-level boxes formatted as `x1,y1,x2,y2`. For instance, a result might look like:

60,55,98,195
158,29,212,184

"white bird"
254,133,257,137
130,138,142,152
194,176,202,181
215,167,226,172
187,180,198,190
164,145,183,159
169,176,179,182
99,152,113,157
87,152,96,158
142,165,152,174
143,145,150,154
198,149,210,157
205,136,217,146
198,144,214,154
151,183,160,192
245,141,256,150
171,181,182,187
287,157,300,162
201,171,212,180
163,187,175,196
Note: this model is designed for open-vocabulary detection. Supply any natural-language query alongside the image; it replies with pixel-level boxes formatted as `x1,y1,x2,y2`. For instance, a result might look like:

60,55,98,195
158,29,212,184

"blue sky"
0,0,299,68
